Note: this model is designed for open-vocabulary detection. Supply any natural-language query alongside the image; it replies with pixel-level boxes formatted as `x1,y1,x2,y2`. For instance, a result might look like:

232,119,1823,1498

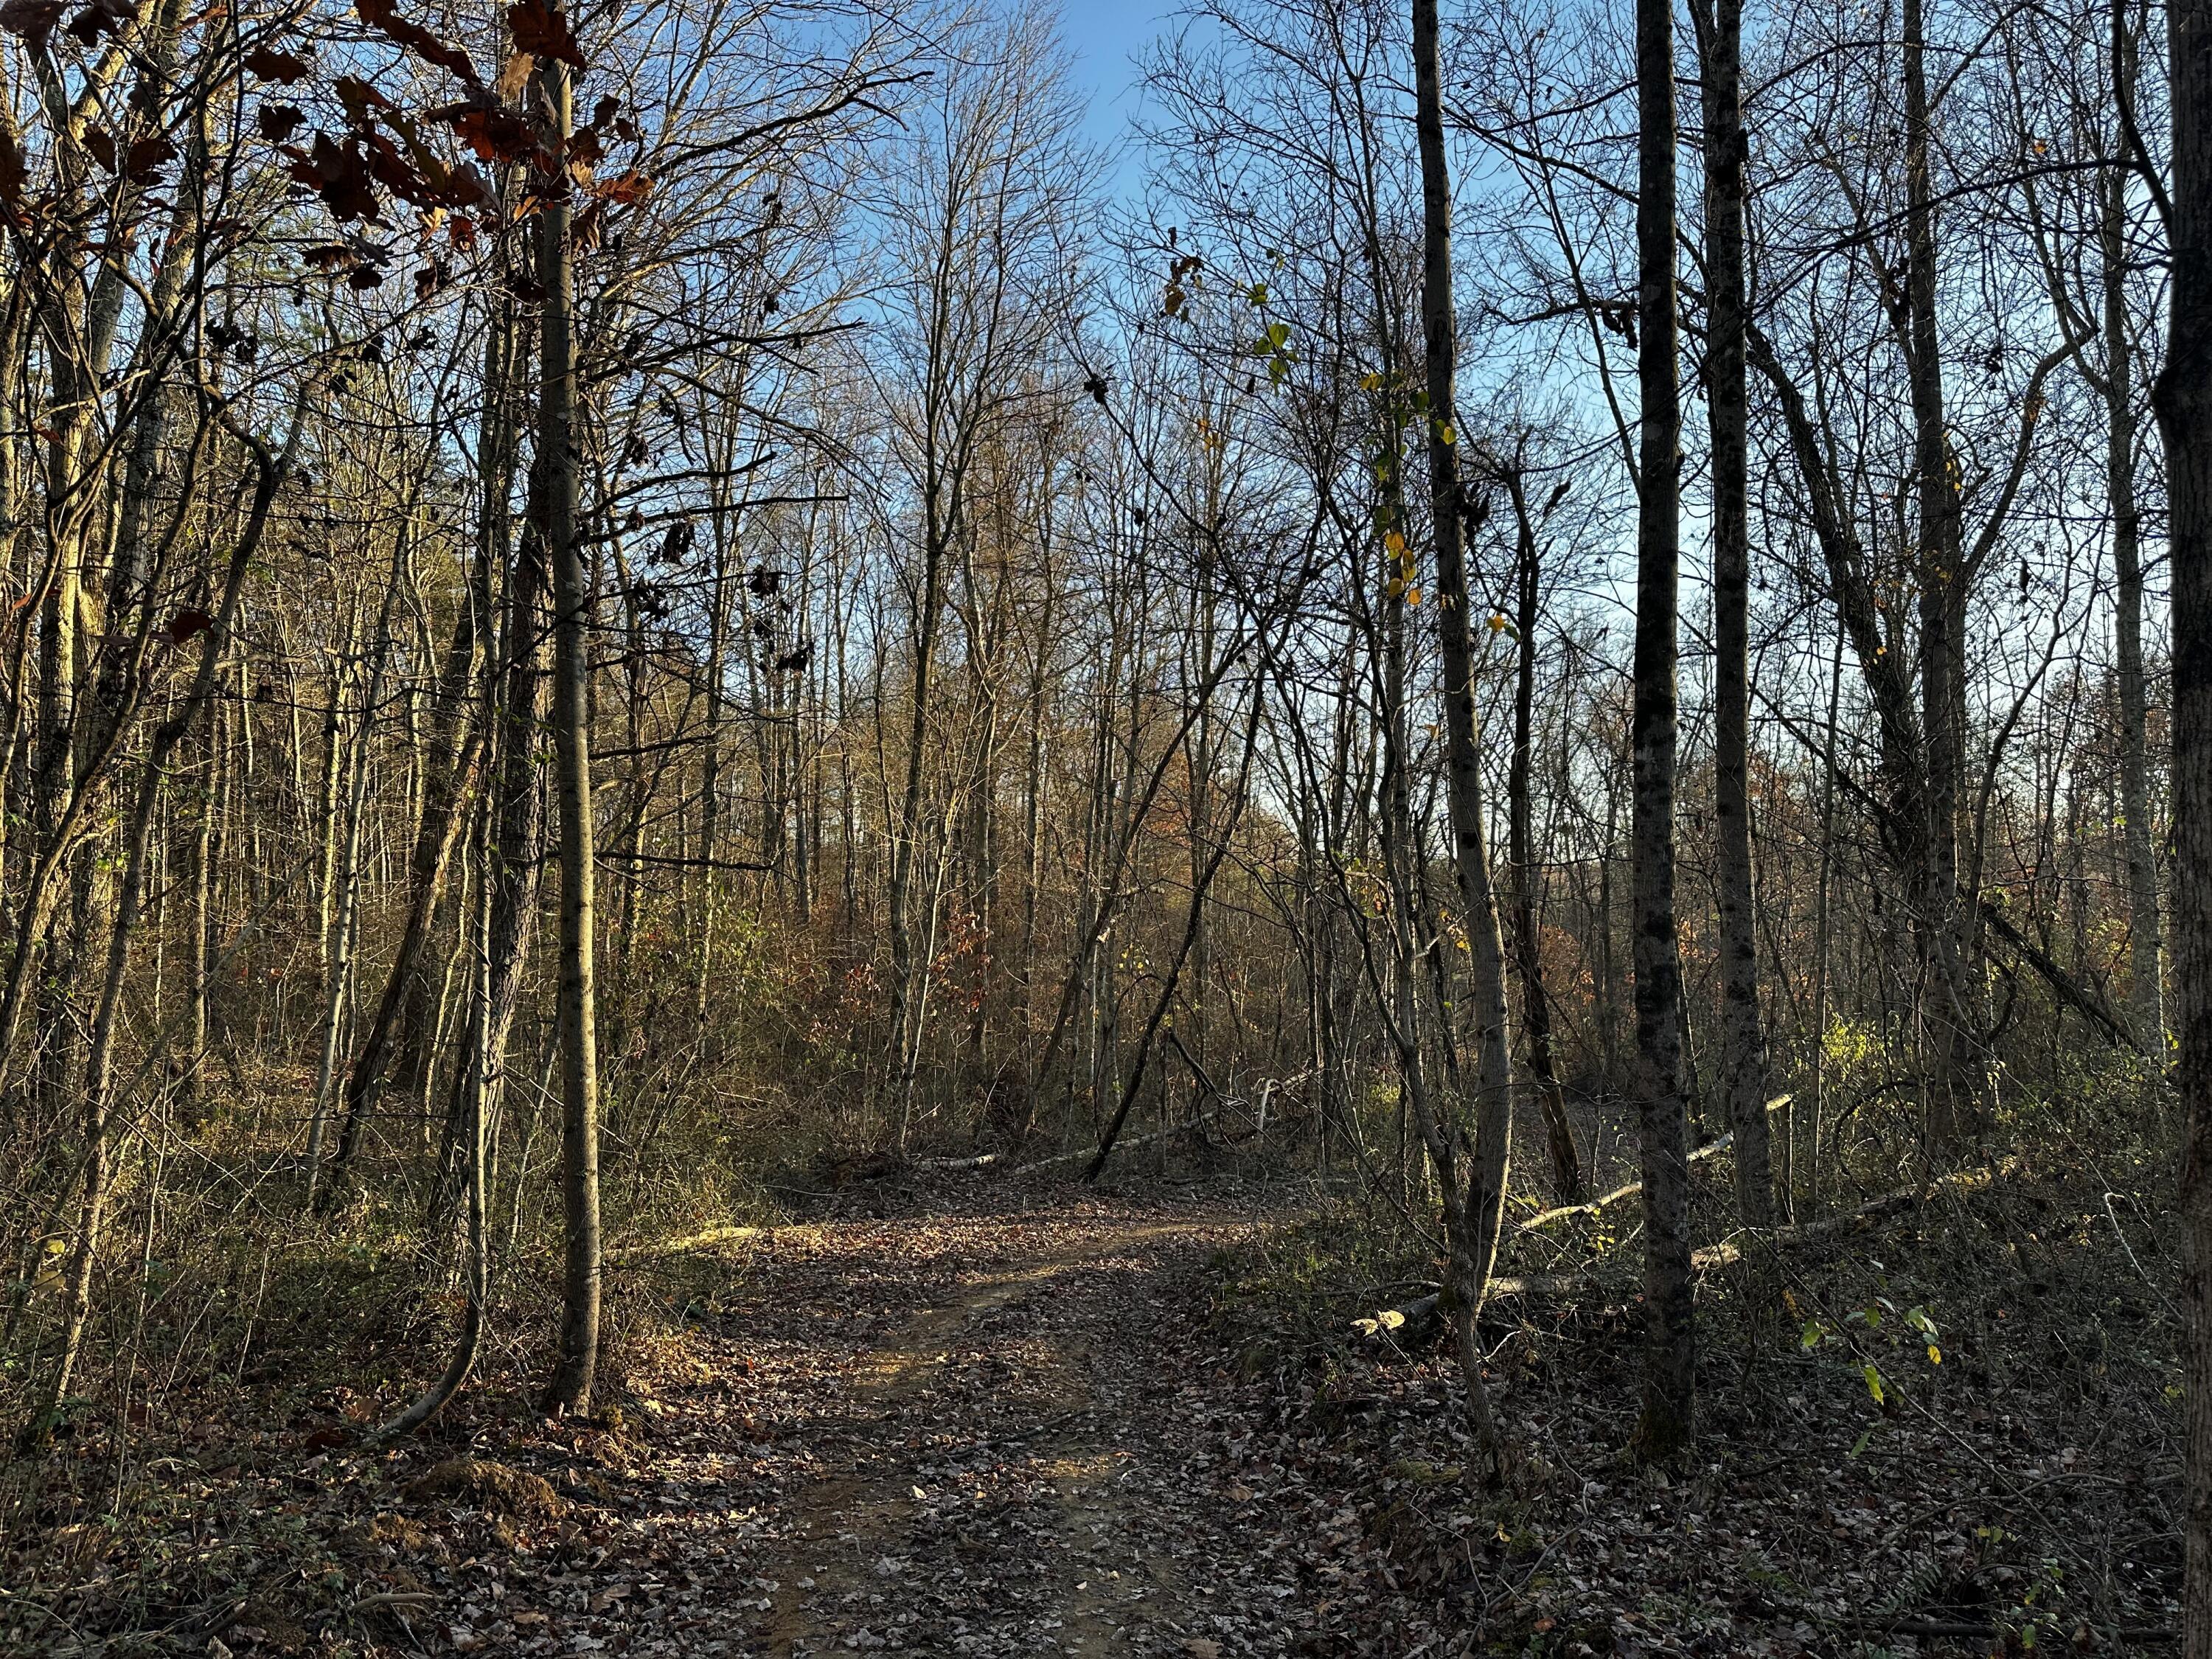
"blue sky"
1057,1,1175,192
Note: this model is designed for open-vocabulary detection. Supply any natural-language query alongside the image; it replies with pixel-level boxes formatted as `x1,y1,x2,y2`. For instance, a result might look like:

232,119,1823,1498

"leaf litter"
0,1161,2185,1658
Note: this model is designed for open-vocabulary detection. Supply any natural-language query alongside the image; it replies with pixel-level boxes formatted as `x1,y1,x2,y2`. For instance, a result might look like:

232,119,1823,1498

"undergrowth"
1203,1065,2184,1654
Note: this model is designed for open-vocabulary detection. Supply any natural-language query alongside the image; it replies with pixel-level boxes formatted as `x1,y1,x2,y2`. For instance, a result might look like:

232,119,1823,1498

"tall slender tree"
1632,0,1697,1459
1412,0,1520,1473
540,46,604,1416
2106,5,2165,1057
1692,0,1773,1226
2160,0,2212,1638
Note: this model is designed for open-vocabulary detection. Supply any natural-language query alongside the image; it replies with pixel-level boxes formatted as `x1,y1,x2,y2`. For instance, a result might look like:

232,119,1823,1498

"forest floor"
0,1144,2188,1659
552,1192,1305,1658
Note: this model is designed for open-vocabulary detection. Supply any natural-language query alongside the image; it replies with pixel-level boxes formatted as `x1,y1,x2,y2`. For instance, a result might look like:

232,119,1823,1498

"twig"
349,1591,439,1617
2102,1191,2182,1324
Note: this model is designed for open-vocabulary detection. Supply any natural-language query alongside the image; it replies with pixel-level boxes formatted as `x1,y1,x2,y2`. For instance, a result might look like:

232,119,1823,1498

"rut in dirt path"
548,1197,1315,1659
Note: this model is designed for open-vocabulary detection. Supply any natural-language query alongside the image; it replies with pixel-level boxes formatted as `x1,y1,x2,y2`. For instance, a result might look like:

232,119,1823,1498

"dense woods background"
1,0,2208,1647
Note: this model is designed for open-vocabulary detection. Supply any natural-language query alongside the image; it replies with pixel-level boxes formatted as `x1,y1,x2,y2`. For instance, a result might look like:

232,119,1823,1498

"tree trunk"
1806,633,1846,1220
2160,0,2212,1647
1694,0,1773,1227
304,603,375,1206
1413,0,1517,1472
1905,0,1980,1151
886,515,945,1141
1085,690,1262,1183
2105,27,2164,1055
1631,0,1697,1461
540,54,602,1416
1503,471,1585,1203
24,417,291,1444
377,794,493,1441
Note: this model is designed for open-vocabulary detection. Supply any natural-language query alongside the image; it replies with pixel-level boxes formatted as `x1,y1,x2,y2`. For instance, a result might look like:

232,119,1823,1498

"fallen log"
1691,1192,1915,1273
1012,1125,1178,1177
1515,1096,1792,1234
1353,1292,1441,1339
1691,1155,2022,1273
914,1152,1000,1172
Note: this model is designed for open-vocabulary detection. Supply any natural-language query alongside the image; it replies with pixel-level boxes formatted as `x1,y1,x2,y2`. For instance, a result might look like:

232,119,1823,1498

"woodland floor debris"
0,1157,2185,1658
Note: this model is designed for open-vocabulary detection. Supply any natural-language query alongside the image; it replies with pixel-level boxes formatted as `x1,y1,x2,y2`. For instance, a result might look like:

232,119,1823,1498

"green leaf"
1863,1363,1885,1405
1249,282,1269,305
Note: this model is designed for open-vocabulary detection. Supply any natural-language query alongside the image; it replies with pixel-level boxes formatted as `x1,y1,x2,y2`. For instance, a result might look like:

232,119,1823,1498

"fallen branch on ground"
348,1592,439,1618
1692,1155,2023,1273
1014,1126,1178,1177
1515,1097,1792,1234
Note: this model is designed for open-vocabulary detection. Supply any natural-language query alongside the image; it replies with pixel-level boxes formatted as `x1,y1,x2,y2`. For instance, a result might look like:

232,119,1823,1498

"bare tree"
1631,0,1697,1460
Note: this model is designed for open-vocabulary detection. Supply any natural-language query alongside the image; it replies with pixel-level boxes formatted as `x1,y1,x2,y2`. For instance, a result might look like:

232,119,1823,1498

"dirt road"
490,1196,1310,1658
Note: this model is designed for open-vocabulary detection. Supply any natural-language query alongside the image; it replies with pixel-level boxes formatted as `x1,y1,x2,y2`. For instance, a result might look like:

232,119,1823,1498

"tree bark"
1413,0,1518,1472
2105,18,2164,1055
1904,0,1981,1150
540,54,602,1416
376,793,493,1441
24,408,291,1444
1692,0,1773,1227
2160,0,2212,1638
1631,0,1697,1461
1503,470,1585,1203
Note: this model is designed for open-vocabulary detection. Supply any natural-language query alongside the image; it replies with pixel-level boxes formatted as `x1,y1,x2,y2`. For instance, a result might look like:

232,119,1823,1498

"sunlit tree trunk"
540,53,603,1416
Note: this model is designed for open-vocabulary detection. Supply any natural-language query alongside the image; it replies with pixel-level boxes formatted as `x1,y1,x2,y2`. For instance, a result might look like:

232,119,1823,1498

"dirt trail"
751,1217,1217,1656
525,1197,1310,1659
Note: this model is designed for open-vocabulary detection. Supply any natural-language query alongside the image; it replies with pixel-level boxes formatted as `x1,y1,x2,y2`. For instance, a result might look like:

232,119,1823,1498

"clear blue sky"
1057,1,1175,189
